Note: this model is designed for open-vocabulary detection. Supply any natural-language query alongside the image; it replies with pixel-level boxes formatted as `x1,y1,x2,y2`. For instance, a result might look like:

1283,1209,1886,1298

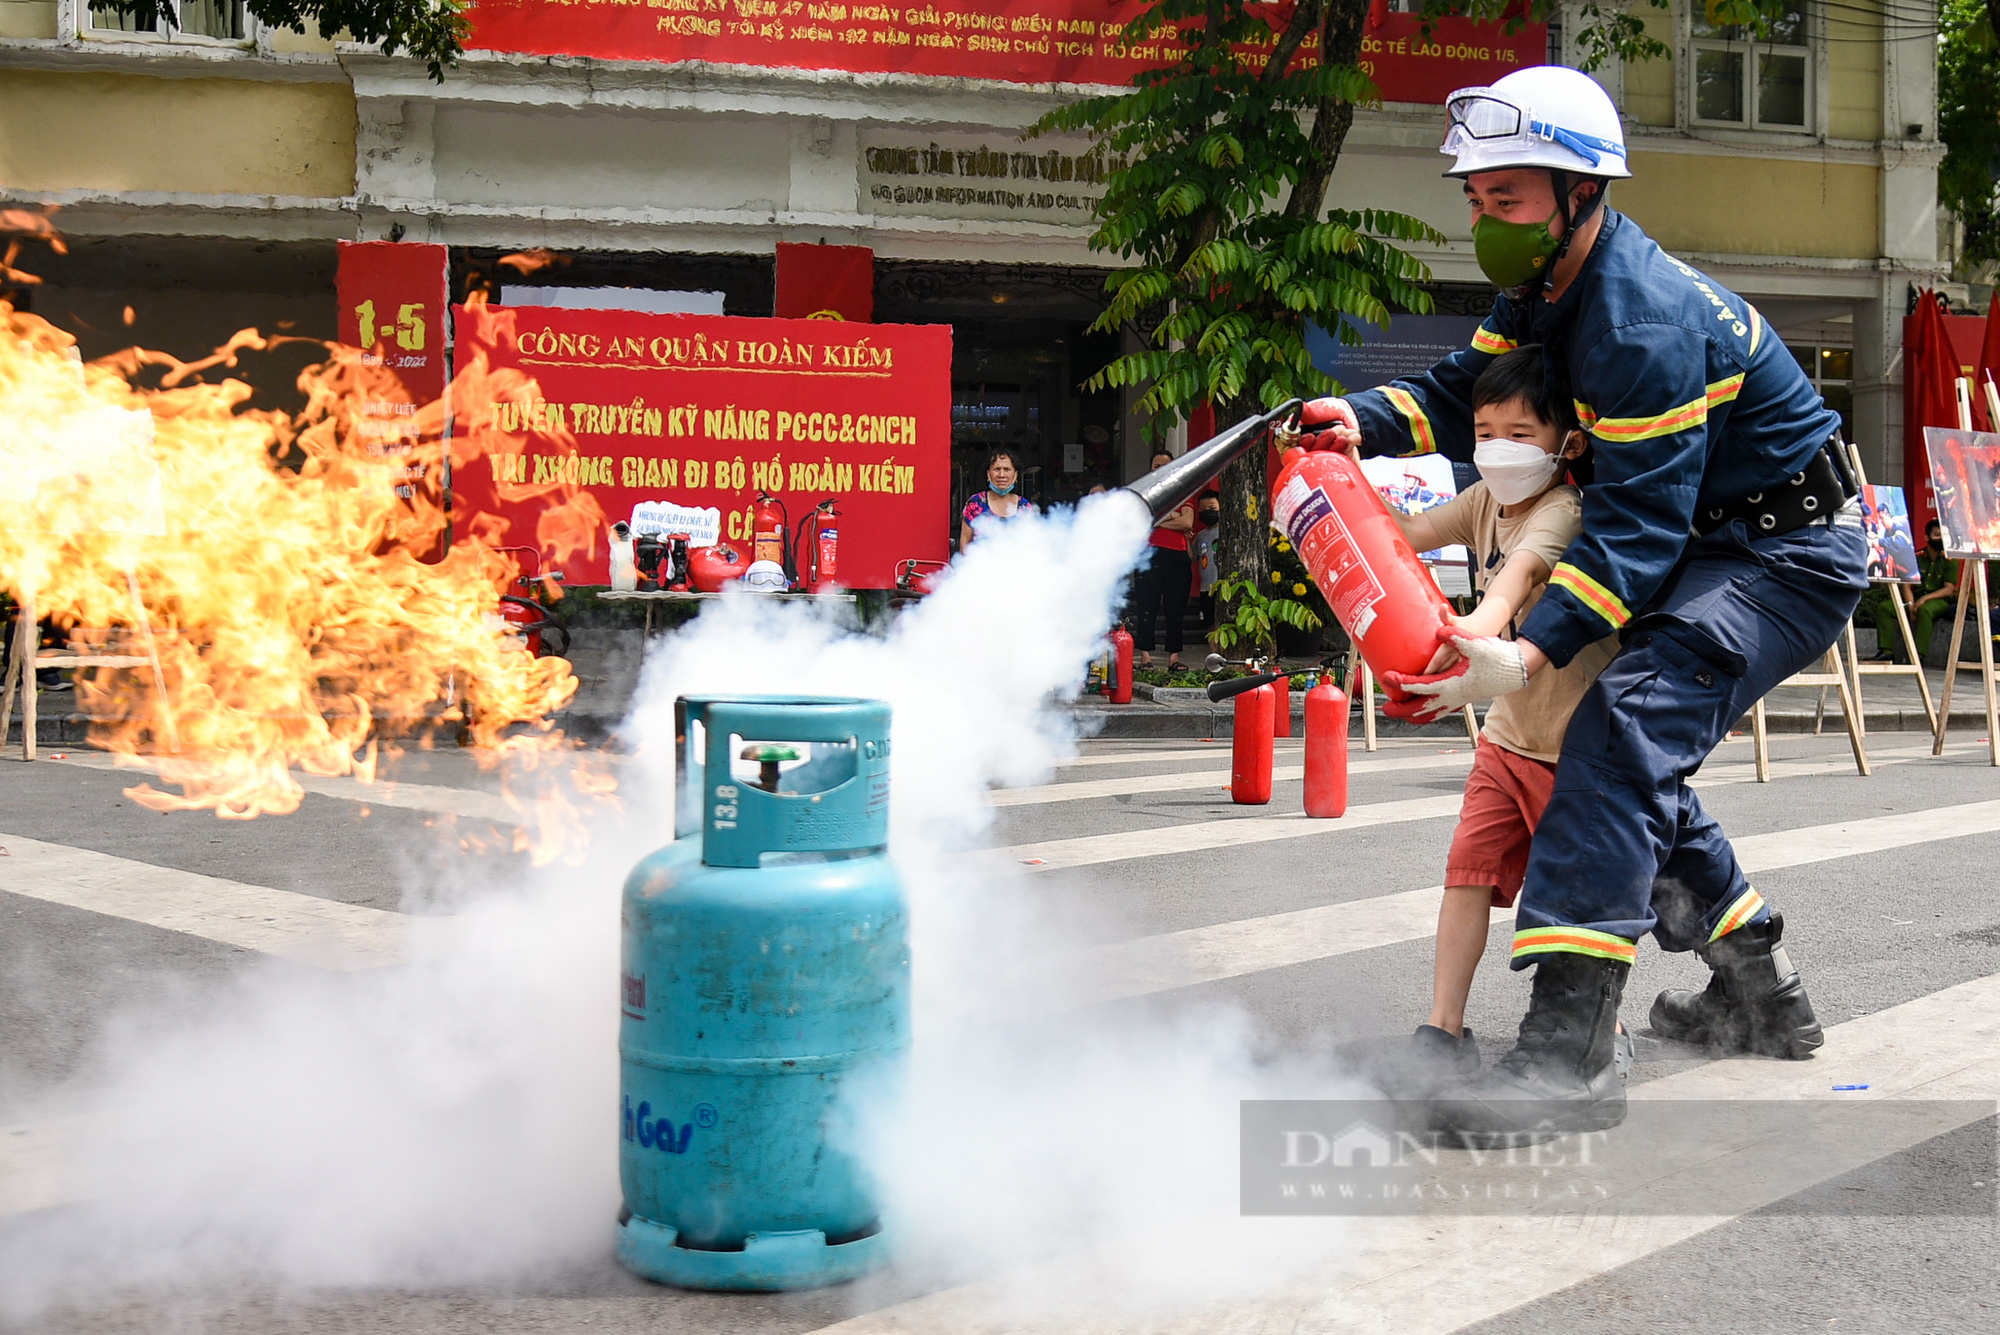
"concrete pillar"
354,99,438,239
1860,0,1946,489
786,117,861,223
1851,286,1897,487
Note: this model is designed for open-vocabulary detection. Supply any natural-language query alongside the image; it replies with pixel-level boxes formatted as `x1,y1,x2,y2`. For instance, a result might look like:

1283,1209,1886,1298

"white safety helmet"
1441,66,1630,180
742,559,789,592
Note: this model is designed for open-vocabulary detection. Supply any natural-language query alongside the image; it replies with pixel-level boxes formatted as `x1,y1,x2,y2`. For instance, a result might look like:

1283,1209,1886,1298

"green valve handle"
741,742,802,792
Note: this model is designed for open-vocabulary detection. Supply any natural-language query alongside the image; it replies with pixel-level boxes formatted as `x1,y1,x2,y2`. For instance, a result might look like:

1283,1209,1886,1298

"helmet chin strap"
1519,167,1605,301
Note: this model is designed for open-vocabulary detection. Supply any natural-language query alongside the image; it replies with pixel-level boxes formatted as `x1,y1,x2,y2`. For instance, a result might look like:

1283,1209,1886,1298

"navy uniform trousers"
1512,507,1869,966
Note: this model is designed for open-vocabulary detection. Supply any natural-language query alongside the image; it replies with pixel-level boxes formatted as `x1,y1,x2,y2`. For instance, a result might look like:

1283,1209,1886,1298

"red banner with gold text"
467,1,1542,105
336,240,450,559
450,305,952,588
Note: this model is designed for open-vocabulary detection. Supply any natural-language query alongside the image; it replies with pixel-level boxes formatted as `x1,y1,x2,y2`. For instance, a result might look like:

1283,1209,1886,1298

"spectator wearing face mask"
959,448,1037,553
1128,449,1195,670
1188,490,1223,630
1867,520,1957,662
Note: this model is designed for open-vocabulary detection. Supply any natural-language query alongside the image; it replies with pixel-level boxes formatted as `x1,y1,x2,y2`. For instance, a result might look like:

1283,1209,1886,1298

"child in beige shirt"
1386,346,1624,1082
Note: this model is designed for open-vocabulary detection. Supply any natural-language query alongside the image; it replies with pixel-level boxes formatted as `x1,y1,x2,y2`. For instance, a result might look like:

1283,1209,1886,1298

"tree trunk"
1214,397,1271,650
1287,0,1372,222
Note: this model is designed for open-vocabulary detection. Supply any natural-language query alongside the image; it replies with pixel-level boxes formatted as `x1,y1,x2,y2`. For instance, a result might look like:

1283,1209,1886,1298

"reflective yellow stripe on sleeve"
1548,562,1631,629
1582,375,1746,444
1585,392,1709,442
1471,326,1516,355
1380,386,1437,454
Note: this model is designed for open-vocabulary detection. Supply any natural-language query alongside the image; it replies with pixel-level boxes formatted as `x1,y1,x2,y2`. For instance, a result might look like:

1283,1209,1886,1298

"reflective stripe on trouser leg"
1511,517,1867,969
1705,886,1768,943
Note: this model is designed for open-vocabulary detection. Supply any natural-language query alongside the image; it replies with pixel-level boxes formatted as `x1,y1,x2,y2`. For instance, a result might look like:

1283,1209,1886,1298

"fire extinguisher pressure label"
1276,476,1386,641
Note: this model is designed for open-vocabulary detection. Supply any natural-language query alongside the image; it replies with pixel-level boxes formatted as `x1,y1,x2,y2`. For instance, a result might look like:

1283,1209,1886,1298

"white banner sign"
630,500,722,547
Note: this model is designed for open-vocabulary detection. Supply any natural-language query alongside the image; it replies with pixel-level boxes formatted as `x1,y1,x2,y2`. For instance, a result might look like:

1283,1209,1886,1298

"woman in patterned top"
959,447,1037,552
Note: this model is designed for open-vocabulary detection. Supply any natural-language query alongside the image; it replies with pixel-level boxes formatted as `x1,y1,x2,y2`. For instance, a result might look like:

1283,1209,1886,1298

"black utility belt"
1694,446,1856,539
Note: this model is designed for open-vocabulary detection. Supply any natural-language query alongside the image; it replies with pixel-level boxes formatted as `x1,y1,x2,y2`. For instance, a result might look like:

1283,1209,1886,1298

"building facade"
0,0,1946,498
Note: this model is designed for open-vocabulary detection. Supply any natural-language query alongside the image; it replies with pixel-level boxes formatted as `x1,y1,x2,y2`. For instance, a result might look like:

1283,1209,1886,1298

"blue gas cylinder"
616,695,907,1292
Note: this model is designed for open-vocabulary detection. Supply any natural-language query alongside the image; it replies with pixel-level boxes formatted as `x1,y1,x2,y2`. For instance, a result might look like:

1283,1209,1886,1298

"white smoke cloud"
2,495,1361,1324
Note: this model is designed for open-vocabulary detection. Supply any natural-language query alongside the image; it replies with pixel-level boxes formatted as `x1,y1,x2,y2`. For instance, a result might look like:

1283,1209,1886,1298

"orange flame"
0,300,614,864
496,248,568,277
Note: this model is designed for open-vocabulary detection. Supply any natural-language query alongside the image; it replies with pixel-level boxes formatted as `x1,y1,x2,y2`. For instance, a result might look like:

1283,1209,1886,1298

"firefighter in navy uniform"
1300,66,1867,1140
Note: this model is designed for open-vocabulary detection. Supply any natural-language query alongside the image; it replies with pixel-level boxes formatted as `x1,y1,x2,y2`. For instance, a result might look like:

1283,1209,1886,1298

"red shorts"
1445,740,1558,908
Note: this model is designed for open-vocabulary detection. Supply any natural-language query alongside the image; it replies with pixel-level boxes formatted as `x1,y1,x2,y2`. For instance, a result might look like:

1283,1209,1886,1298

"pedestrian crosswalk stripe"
992,751,1475,807
801,970,2000,1335
1056,751,2000,1006
0,833,420,971
45,750,522,824
989,741,1955,872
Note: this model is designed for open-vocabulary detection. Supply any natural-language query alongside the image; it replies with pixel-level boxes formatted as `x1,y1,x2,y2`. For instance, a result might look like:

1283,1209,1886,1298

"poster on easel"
1859,484,1921,583
1359,454,1472,595
1923,416,2000,765
1921,426,2000,558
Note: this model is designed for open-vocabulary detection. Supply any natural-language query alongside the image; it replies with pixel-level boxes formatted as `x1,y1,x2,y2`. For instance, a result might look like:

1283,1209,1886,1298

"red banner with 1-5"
335,240,450,557
449,305,953,588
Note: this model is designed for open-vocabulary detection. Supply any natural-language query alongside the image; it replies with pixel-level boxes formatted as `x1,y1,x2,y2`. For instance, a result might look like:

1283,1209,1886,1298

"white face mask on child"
1474,438,1564,505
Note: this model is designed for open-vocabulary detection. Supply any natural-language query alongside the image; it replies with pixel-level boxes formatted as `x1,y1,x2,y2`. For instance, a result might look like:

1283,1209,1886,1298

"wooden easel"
0,573,178,761
1841,439,1939,739
1353,660,1479,752
1748,637,1870,781
1928,378,2000,766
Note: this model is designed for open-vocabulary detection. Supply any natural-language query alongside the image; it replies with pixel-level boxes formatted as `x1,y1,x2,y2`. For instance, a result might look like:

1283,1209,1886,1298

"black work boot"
1430,952,1628,1146
1649,913,1822,1059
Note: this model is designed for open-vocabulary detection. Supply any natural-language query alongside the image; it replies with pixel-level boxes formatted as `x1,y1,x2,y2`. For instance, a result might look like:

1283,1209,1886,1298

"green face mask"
1472,209,1563,290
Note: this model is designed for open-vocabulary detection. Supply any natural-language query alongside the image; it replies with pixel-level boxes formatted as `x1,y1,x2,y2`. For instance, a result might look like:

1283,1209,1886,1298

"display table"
596,588,858,636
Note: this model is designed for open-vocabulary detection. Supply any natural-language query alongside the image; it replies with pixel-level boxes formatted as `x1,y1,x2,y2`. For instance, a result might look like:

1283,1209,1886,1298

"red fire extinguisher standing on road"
1107,625,1134,705
1303,673,1350,818
1209,670,1283,805
1270,444,1452,704
1272,671,1293,739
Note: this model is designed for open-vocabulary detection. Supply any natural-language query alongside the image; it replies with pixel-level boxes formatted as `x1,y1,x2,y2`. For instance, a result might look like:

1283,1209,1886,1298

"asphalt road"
1,728,1996,1334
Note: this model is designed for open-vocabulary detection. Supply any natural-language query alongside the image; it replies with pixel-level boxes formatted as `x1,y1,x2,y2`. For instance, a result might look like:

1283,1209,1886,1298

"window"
1691,0,1810,132
1787,342,1853,442
88,0,247,41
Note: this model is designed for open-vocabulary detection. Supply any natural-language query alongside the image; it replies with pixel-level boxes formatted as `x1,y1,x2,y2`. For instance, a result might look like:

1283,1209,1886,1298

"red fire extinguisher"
1271,447,1452,703
1108,625,1134,704
1303,673,1349,818
1230,683,1276,804
795,500,840,593
753,492,789,570
1272,670,1293,738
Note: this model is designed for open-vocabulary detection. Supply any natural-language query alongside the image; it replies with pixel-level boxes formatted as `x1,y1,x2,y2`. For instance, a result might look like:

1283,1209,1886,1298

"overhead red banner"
336,240,450,557
467,0,1541,104
450,305,952,588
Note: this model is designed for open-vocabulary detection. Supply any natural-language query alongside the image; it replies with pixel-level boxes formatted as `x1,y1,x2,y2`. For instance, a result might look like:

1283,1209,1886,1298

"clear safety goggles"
1441,87,1627,170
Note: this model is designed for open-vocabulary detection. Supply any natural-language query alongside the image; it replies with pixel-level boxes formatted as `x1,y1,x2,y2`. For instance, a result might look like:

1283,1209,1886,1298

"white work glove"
1381,628,1530,724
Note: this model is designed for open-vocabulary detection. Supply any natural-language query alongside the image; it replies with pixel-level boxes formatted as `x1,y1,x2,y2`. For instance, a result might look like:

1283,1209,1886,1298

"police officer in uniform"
1300,66,1866,1139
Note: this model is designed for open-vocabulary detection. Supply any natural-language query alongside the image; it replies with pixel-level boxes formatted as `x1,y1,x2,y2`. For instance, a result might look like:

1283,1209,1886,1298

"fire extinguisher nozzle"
1118,399,1302,522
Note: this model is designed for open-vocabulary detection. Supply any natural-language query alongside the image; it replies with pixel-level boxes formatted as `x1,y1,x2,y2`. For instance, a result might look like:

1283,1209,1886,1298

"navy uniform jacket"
1348,209,1839,668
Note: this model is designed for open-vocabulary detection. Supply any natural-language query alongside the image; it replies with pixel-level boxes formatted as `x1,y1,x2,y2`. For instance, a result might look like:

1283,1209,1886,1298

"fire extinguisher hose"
1207,669,1289,702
